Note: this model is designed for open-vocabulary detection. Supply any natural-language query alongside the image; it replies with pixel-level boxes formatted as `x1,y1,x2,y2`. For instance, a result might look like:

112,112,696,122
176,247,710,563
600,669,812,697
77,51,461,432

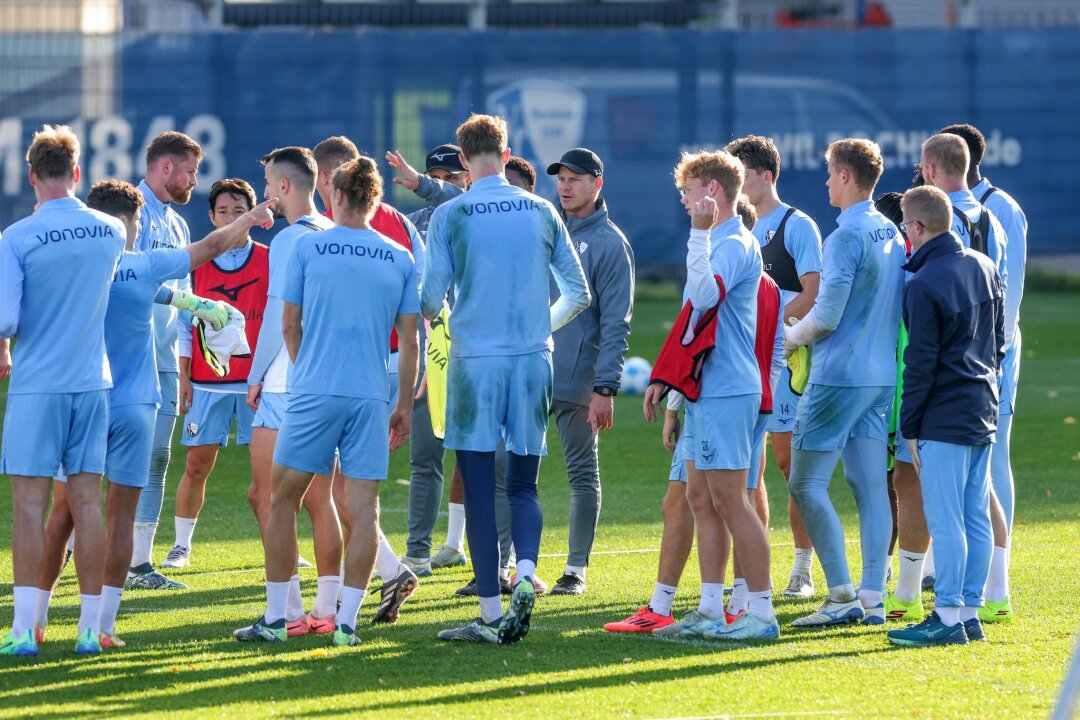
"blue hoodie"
900,231,1005,445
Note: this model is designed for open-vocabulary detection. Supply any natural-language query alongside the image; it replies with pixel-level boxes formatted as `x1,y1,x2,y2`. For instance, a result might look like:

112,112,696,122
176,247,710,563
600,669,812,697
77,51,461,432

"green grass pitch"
0,290,1077,719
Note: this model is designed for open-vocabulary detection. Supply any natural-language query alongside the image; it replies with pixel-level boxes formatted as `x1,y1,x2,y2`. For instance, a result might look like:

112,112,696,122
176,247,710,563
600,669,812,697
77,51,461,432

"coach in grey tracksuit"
547,148,635,596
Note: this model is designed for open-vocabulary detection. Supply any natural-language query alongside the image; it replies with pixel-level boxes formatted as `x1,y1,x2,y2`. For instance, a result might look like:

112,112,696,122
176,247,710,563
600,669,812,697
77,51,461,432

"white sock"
649,582,678,617
35,589,53,629
313,575,340,619
827,583,857,603
479,595,503,624
337,563,346,602
859,589,883,609
286,574,304,621
747,589,775,622
959,606,978,622
895,549,926,602
337,586,366,630
174,516,197,550
565,565,586,580
792,547,814,577
66,533,75,552
923,540,935,576
77,594,101,636
516,560,537,582
935,606,961,627
376,535,401,580
131,521,158,567
698,583,725,619
12,587,37,635
98,585,124,635
985,545,1010,602
499,566,511,581
265,581,290,624
446,502,466,552
727,578,748,615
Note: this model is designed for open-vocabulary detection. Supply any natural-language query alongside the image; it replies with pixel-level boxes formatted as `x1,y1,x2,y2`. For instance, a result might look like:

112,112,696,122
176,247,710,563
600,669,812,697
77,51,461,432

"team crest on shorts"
186,423,199,437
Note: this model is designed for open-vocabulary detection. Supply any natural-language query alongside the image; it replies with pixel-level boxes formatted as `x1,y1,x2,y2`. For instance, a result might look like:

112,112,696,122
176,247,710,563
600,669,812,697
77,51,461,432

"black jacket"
900,232,1005,445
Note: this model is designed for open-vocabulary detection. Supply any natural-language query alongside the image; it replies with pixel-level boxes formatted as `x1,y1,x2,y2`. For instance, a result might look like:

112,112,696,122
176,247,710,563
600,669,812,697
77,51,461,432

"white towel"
195,305,248,377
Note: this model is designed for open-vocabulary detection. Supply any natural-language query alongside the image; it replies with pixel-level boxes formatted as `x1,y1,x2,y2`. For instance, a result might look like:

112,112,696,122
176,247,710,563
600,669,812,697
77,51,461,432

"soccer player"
886,185,1003,647
605,196,763,634
245,148,343,636
388,149,538,586
725,135,823,598
0,125,125,656
35,179,271,649
645,150,778,642
234,155,419,648
163,179,267,569
784,138,905,628
129,131,204,591
312,136,424,621
422,114,589,643
889,133,1010,619
941,123,1025,622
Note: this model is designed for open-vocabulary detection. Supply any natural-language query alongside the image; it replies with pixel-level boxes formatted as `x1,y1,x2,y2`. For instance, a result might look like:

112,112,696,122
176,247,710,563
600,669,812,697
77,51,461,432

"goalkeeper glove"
168,290,230,331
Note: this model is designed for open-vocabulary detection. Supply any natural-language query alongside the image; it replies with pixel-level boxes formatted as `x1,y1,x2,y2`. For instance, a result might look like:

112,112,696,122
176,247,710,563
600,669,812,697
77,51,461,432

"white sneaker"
160,545,190,569
782,573,815,598
652,609,720,637
400,556,432,577
791,598,864,627
704,612,780,641
430,545,467,569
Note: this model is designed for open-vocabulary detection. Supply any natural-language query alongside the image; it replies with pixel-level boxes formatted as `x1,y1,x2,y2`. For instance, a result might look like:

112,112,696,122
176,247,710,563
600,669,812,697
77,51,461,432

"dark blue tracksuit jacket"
900,231,1006,446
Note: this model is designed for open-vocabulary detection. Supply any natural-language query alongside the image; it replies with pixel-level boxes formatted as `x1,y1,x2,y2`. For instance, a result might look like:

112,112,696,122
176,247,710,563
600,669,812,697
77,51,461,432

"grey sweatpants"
552,400,601,568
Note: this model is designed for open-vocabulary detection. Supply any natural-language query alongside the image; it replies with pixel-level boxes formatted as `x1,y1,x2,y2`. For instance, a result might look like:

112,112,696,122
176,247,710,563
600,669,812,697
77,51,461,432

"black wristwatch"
593,386,617,397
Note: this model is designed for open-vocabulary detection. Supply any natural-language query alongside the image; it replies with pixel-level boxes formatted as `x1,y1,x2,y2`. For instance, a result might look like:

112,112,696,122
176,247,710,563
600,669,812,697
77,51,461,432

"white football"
620,356,653,395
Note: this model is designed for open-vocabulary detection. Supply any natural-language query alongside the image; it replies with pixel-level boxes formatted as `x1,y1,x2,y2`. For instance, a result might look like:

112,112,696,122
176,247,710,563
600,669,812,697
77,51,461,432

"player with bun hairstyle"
234,155,421,649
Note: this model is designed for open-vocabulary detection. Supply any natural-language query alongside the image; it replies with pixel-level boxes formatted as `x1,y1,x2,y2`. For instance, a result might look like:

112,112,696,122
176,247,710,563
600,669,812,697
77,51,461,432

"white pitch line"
645,713,846,720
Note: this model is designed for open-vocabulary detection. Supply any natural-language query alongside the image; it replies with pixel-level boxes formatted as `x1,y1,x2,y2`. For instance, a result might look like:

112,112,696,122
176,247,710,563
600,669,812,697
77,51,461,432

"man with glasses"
887,185,1003,647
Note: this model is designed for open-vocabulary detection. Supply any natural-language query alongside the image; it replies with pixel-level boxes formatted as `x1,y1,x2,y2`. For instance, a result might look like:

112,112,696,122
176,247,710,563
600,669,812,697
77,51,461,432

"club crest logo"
577,241,589,254
186,423,199,437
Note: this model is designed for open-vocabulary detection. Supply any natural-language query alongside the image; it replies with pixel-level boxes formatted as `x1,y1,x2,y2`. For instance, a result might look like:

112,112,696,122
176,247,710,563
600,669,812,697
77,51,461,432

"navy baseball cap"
425,144,465,173
547,148,603,178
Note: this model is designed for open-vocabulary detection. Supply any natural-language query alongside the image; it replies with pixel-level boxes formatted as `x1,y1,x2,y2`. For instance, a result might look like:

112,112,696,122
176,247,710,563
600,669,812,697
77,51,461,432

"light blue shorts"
252,391,289,431
747,412,771,490
105,403,157,488
792,384,893,452
684,394,760,471
444,351,553,456
1,391,109,476
158,371,180,418
670,431,689,483
999,340,1020,417
274,393,389,480
181,389,254,447
766,367,800,433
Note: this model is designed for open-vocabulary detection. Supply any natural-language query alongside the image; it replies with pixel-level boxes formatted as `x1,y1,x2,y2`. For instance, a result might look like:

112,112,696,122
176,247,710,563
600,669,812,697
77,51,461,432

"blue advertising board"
1,28,1075,268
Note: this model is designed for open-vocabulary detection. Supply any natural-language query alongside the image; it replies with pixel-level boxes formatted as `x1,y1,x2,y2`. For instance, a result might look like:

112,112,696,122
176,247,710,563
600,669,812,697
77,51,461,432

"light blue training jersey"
948,188,1008,297
421,175,588,358
0,197,125,394
248,214,335,390
809,200,905,387
971,179,1026,347
106,248,192,407
281,226,419,400
136,180,191,375
687,216,764,398
753,203,823,312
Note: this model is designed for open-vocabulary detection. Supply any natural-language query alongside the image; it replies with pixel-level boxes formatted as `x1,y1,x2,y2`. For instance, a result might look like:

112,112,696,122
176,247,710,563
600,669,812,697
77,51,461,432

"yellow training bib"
426,306,451,439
